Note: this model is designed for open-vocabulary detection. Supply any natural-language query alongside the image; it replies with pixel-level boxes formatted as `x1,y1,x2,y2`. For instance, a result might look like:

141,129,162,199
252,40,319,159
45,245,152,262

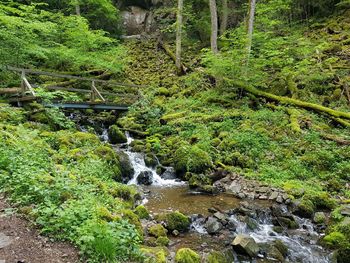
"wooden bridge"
5,66,144,111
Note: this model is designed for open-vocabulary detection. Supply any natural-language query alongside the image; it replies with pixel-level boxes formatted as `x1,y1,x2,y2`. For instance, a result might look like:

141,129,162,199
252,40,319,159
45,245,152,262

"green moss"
323,232,347,248
188,174,212,189
156,236,170,246
156,87,171,96
108,125,127,144
294,199,315,218
134,205,150,219
155,211,190,232
173,144,212,174
94,145,118,163
175,248,200,263
149,224,168,237
206,251,229,263
141,246,168,263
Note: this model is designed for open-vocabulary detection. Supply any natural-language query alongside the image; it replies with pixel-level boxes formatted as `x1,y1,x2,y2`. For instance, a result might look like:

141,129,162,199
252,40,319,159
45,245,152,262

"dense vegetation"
0,0,350,262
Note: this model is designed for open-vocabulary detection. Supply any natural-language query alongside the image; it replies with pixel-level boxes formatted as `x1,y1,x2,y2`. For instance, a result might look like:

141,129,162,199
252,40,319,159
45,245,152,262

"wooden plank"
92,81,105,102
9,96,37,102
7,66,146,89
45,86,136,97
22,76,36,96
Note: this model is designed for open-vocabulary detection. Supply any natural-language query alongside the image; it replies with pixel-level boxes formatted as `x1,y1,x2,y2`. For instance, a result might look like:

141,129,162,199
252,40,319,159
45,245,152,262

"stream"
72,115,330,263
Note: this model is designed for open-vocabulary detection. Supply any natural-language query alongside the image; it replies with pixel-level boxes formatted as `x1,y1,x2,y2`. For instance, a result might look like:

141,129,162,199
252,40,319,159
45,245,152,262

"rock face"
232,234,259,257
108,125,127,144
118,151,134,183
121,6,155,35
137,171,153,185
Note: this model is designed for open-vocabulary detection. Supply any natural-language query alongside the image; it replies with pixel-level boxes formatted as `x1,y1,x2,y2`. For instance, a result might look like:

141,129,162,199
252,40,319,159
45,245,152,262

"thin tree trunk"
175,0,184,74
220,0,229,35
75,4,81,16
246,0,256,61
209,0,219,53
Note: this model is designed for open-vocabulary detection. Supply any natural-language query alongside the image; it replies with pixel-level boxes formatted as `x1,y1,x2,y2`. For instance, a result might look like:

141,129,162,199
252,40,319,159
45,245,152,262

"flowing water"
72,118,330,263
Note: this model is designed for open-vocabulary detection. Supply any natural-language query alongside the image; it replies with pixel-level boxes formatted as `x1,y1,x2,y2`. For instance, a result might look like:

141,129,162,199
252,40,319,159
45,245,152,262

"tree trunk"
209,0,219,54
246,0,256,61
75,4,81,16
220,0,229,35
175,0,184,74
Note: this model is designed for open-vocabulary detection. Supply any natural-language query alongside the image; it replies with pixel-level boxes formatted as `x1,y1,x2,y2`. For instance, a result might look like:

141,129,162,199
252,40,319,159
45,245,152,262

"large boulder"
205,217,223,235
108,125,127,144
136,171,153,185
175,248,200,263
155,211,190,232
232,234,259,257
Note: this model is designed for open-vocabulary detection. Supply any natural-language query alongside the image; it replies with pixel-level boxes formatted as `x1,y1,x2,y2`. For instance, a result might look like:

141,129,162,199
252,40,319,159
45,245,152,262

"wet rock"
108,125,127,144
313,212,326,224
273,240,288,257
269,192,279,201
243,216,259,231
272,217,299,229
136,171,153,185
209,168,230,182
339,205,350,216
205,217,223,234
145,153,158,168
260,243,285,262
232,234,259,257
118,151,134,183
293,199,315,218
276,195,284,203
155,211,190,232
213,212,227,222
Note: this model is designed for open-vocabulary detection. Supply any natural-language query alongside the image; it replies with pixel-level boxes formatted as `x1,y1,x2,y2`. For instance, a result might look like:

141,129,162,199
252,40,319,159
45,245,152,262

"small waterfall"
122,132,184,187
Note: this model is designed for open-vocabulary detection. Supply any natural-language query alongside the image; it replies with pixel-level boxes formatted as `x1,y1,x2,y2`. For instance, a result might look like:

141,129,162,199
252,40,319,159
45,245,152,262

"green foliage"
148,224,168,238
0,122,142,262
0,1,125,87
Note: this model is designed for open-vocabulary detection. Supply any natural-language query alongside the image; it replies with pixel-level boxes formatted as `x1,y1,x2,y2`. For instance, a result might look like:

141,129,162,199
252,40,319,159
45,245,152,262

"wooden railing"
6,66,144,103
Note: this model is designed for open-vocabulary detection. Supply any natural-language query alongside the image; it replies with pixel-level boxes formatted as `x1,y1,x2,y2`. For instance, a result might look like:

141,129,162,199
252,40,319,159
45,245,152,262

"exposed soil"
0,196,80,263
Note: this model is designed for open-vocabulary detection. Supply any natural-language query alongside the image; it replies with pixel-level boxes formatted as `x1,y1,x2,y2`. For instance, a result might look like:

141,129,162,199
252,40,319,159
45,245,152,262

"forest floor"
0,195,79,263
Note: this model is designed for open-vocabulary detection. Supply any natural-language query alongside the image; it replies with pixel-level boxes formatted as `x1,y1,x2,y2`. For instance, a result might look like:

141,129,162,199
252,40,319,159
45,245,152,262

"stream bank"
70,111,333,263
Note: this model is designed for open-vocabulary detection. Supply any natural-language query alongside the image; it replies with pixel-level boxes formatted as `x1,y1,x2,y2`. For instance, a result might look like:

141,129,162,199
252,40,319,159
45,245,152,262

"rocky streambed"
69,112,332,262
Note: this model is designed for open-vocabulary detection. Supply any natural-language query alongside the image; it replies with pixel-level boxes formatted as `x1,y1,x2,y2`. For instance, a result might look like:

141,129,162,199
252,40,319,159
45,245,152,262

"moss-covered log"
225,78,350,121
158,40,188,74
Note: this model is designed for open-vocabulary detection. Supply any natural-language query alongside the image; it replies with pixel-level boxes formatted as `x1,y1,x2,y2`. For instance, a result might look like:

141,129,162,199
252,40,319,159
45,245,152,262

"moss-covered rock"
155,211,190,232
293,199,315,218
323,231,347,248
134,205,150,219
313,212,327,224
206,251,229,263
156,236,170,246
149,224,168,237
175,248,200,263
108,125,127,144
174,144,212,174
141,246,168,263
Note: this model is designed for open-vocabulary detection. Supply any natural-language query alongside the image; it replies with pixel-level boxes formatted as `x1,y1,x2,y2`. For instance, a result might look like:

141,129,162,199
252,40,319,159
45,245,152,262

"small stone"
313,212,326,224
259,195,268,200
340,205,350,216
0,233,12,249
276,196,283,203
269,192,279,201
213,212,227,222
172,230,179,236
238,193,246,199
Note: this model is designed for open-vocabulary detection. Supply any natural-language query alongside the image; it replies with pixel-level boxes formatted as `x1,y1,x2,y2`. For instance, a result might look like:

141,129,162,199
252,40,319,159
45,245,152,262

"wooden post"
21,70,26,95
91,80,95,102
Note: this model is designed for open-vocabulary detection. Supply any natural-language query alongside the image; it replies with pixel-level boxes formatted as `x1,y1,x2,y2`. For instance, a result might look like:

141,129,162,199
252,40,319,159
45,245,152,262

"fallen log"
158,40,188,74
0,88,21,94
225,78,350,121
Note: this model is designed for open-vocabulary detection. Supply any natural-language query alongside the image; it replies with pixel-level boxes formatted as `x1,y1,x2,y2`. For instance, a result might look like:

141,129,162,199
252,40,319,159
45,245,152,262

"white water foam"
123,132,185,187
